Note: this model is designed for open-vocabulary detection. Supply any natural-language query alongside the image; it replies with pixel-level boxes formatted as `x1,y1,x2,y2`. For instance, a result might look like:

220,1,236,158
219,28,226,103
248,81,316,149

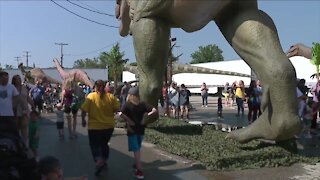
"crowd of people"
163,81,192,120
163,80,261,122
2,66,320,179
221,80,263,122
0,70,157,179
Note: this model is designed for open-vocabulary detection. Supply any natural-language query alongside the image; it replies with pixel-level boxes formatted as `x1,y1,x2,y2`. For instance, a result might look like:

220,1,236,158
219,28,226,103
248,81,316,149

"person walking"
235,80,246,117
61,82,83,139
29,80,45,113
11,74,35,144
255,80,263,117
0,71,19,134
119,87,157,179
29,110,40,160
200,82,209,107
168,82,179,118
246,80,258,123
120,81,131,108
179,84,191,120
222,82,231,106
311,80,320,129
160,81,168,116
55,103,65,140
81,80,120,176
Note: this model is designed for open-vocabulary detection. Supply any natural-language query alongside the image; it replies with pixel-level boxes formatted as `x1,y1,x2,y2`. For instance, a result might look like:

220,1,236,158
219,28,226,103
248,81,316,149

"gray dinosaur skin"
116,0,301,143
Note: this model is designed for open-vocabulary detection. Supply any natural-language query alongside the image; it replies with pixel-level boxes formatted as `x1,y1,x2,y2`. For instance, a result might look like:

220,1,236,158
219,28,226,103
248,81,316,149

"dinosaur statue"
287,43,318,79
123,63,251,78
53,58,94,89
116,0,302,143
287,43,312,59
18,63,61,84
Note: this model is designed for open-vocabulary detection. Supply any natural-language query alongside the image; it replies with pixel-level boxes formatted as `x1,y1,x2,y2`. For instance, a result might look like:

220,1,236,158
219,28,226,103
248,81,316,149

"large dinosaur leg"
216,6,301,143
131,18,170,106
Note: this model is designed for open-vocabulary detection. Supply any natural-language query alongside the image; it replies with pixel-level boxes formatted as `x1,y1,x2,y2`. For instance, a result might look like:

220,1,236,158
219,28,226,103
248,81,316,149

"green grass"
144,118,320,170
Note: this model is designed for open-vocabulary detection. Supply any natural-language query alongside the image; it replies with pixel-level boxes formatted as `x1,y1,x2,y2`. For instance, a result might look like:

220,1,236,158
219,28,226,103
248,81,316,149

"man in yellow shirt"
81,80,120,176
235,80,246,117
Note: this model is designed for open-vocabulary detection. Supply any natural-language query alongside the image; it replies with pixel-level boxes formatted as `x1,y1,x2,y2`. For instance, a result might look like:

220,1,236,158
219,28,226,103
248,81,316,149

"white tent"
123,56,316,94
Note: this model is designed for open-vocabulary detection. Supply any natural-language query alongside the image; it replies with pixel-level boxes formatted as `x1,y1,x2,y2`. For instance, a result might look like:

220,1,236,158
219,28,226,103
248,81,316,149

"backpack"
71,94,80,111
31,87,43,102
179,89,191,105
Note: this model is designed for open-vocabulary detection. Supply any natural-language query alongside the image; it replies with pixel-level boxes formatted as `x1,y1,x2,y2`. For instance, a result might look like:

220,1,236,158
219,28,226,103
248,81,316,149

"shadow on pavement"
148,125,203,135
39,115,206,180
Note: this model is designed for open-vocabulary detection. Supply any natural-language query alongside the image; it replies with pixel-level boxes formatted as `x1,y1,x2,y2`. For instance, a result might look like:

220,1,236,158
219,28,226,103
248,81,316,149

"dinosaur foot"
226,112,302,144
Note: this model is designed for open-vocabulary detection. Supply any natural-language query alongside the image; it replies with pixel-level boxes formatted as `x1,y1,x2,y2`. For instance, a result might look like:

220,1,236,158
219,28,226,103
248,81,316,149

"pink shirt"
311,84,320,102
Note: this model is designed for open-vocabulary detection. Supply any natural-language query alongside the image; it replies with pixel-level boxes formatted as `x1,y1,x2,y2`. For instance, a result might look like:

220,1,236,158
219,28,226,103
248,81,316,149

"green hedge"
144,118,320,170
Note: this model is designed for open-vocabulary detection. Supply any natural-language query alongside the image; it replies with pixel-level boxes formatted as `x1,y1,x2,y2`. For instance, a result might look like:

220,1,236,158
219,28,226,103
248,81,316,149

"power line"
74,0,103,12
67,38,126,56
50,0,118,28
66,0,115,17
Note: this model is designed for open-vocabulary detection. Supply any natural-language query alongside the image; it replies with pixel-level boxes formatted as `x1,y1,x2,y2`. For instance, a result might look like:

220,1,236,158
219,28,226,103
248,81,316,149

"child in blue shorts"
303,100,315,139
119,87,157,180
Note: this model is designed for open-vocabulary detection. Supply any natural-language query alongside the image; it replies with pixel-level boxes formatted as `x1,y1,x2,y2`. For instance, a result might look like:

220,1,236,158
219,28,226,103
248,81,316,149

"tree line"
73,43,224,81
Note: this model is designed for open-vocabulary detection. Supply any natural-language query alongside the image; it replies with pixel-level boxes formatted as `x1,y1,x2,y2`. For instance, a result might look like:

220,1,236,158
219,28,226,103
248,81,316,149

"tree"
311,42,320,80
190,44,224,64
100,43,128,89
73,58,101,68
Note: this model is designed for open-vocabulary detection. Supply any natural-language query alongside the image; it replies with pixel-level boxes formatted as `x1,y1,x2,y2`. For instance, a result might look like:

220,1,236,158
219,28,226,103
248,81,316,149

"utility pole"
14,56,22,68
55,43,68,67
23,51,31,68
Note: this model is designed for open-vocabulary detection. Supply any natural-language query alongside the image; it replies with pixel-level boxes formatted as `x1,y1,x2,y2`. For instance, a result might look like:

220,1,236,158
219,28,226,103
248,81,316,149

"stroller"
0,120,39,180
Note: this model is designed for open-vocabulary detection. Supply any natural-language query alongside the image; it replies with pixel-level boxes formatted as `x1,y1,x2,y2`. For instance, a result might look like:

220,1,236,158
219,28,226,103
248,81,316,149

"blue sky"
0,1,319,68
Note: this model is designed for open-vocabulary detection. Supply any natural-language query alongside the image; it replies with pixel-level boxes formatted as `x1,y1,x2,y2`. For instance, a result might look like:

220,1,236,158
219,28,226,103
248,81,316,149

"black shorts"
33,100,43,111
64,106,78,114
56,122,64,129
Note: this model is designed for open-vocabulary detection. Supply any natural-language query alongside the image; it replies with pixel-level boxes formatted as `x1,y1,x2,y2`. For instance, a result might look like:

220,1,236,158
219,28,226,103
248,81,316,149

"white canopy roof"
123,56,316,93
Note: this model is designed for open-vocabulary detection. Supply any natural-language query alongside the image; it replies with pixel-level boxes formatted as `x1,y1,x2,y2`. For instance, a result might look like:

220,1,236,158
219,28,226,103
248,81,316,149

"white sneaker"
201,105,204,107
205,105,208,107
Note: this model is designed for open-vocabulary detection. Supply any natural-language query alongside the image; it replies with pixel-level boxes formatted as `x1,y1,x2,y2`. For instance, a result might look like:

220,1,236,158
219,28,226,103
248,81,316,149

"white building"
123,56,316,94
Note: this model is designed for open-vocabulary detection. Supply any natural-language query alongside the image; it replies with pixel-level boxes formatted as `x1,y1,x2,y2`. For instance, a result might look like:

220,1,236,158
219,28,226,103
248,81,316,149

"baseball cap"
128,87,139,96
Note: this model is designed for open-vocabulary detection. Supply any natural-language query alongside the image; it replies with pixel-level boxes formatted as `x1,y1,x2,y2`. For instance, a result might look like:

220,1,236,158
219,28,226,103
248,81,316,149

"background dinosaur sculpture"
18,63,61,84
287,43,320,79
116,0,301,143
124,63,251,78
53,58,94,89
287,43,312,59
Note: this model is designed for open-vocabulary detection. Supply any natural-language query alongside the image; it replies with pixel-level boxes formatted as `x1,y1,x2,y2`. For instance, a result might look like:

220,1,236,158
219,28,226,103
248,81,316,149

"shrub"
145,118,320,170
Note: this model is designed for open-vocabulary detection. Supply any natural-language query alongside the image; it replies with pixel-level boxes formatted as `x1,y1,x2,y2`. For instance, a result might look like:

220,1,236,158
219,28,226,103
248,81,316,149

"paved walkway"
38,95,320,180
